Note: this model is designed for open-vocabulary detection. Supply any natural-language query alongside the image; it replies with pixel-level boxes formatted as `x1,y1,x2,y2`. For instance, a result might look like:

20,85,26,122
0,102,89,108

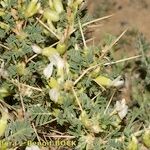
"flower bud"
25,0,41,18
0,87,10,98
64,80,73,91
79,111,102,133
49,0,54,9
115,99,128,119
111,76,124,88
47,19,56,31
0,140,8,150
91,122,102,134
32,44,42,54
90,66,100,78
16,62,27,76
78,134,94,150
49,88,60,103
42,47,57,57
111,115,121,127
0,8,5,16
48,77,58,88
53,0,64,14
0,22,9,31
0,108,9,137
127,135,138,150
43,9,60,22
43,63,54,79
76,0,84,5
79,111,91,127
56,43,67,55
143,129,150,148
93,75,112,87
16,32,28,41
0,1,8,7
52,108,60,117
49,54,65,83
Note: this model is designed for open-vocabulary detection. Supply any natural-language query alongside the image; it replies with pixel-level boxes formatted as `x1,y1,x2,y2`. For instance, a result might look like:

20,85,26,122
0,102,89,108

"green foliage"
0,0,149,149
28,105,52,126
5,120,35,145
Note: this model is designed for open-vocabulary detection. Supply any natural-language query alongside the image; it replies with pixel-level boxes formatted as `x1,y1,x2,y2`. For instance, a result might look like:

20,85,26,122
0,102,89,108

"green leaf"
5,120,34,144
28,105,52,126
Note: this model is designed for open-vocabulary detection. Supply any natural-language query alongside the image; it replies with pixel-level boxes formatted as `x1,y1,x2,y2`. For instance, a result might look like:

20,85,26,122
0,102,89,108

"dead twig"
36,18,60,40
83,14,114,27
72,87,83,112
100,29,128,58
0,43,10,50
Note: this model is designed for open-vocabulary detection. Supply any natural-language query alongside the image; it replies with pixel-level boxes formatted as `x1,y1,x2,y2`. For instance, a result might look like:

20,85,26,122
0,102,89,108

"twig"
91,92,101,101
104,90,116,114
133,128,149,137
0,43,10,50
47,135,75,139
139,40,148,66
85,37,95,43
36,18,60,40
34,15,43,26
72,87,83,112
100,29,128,58
17,82,26,116
26,54,38,63
32,123,41,143
21,84,43,92
50,41,59,47
88,24,103,28
103,55,142,66
11,79,43,92
70,14,113,35
38,118,57,126
78,17,87,48
79,37,95,45
73,64,99,85
0,99,17,112
43,135,48,143
39,129,76,138
0,58,4,62
50,129,64,135
83,14,114,27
